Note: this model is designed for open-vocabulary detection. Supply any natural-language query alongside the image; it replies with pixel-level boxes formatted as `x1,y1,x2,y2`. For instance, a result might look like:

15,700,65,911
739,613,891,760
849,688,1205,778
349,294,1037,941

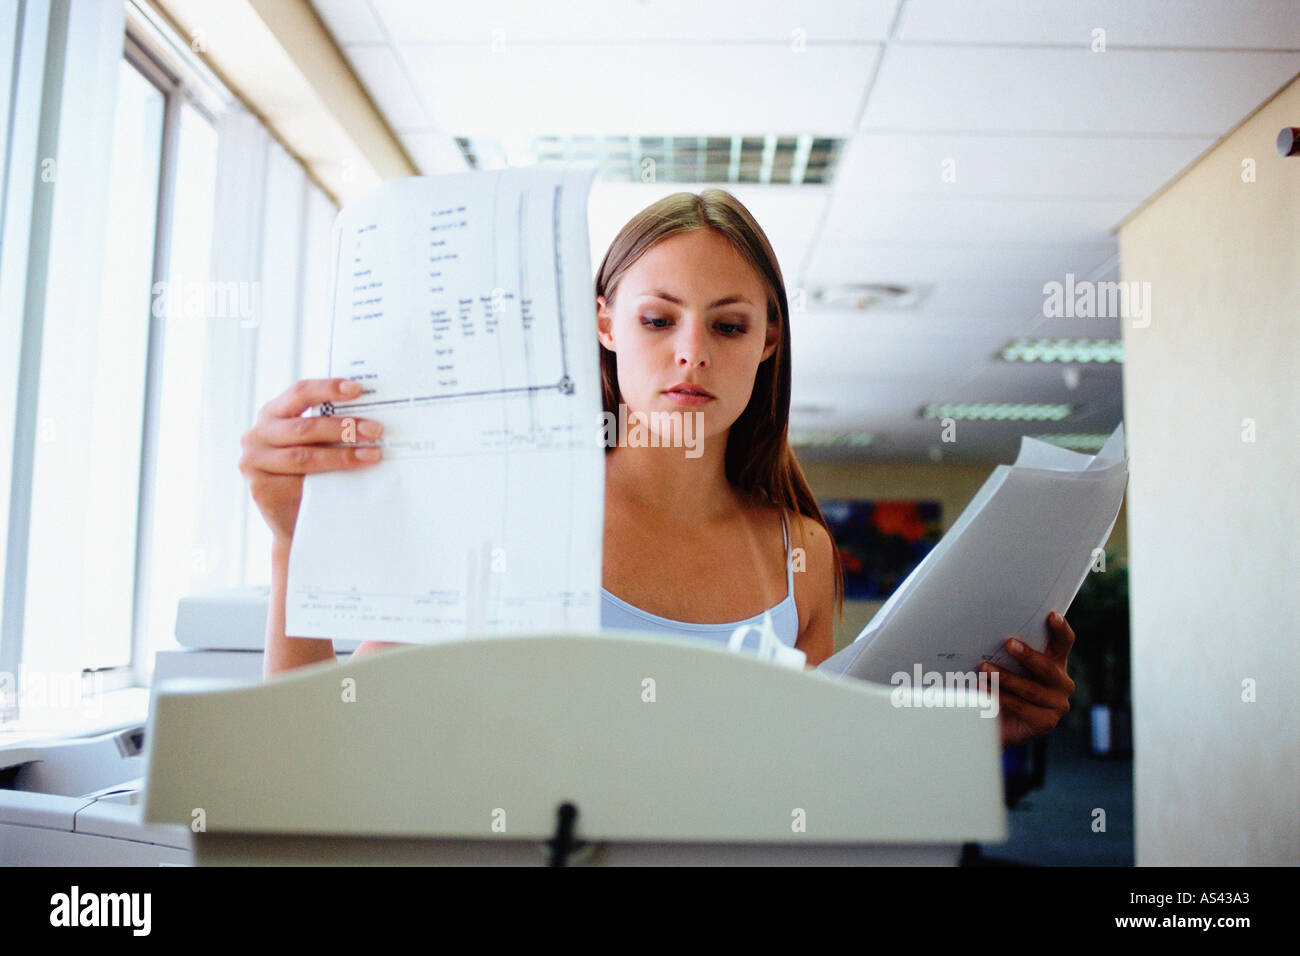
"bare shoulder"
744,501,833,589
781,511,831,575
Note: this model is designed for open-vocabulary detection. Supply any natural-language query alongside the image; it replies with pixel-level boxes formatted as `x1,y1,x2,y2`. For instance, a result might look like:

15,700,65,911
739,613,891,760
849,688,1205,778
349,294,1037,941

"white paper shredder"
143,633,1007,865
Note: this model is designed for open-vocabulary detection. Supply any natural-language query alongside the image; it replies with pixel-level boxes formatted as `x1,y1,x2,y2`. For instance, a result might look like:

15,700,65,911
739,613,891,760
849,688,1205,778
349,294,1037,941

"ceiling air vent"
814,283,930,311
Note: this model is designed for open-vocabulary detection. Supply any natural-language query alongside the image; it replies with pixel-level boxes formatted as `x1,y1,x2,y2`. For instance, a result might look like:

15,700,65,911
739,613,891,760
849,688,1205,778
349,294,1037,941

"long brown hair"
594,189,844,623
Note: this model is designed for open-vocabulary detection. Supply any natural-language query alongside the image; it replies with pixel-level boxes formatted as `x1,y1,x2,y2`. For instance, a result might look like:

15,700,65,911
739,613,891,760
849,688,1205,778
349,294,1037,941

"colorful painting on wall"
818,499,943,600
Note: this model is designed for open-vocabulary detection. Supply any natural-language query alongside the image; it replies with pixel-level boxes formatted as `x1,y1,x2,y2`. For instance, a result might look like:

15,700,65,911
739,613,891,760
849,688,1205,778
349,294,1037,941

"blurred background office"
0,0,1295,866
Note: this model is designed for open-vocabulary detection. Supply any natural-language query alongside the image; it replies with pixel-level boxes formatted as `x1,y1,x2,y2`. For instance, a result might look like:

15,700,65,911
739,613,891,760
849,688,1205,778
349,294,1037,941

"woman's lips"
664,390,715,406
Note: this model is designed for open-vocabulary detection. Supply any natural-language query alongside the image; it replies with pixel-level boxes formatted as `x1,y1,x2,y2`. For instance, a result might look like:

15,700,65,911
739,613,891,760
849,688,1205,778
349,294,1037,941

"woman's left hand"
980,612,1076,749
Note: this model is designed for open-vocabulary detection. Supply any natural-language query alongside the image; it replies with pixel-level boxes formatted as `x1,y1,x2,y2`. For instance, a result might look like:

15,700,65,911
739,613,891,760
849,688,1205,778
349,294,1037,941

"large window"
141,98,220,679
1,0,335,727
22,56,164,689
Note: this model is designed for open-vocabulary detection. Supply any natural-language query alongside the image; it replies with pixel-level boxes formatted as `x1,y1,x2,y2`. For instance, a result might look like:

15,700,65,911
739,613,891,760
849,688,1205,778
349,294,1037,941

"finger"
258,414,383,449
1004,637,1075,693
994,685,1060,725
992,679,1070,743
981,662,1071,709
995,692,1058,739
1045,611,1076,660
244,439,382,477
997,702,1033,744
260,377,364,423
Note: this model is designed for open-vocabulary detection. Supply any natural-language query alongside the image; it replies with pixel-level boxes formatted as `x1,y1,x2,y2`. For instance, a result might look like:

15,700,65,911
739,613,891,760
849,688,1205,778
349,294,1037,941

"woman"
241,189,1075,748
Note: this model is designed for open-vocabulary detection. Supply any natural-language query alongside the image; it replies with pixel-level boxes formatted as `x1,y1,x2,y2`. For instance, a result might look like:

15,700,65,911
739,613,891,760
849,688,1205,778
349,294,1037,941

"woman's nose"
674,321,709,368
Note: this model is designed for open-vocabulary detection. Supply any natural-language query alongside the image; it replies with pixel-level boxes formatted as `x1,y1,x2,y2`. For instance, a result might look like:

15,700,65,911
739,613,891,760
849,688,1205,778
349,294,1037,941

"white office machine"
157,586,360,682
144,633,1007,865
0,586,291,866
0,726,190,865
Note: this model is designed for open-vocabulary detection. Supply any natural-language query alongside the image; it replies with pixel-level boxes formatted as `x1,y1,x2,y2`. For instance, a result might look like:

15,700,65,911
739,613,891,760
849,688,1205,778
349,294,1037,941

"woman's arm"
792,515,836,668
263,535,407,675
264,536,336,677
242,376,385,678
350,640,408,659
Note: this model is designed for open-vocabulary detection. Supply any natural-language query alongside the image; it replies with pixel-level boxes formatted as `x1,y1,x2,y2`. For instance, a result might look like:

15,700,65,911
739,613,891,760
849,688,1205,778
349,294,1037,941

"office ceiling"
308,0,1300,462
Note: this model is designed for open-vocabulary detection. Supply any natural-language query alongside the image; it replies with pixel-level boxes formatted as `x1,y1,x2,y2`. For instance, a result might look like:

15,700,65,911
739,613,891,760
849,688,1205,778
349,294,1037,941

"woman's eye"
639,315,746,335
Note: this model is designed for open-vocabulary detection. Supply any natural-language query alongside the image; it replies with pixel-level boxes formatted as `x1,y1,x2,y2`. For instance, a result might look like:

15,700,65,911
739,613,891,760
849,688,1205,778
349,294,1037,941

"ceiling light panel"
455,134,844,184
1028,433,1112,452
1000,338,1123,363
789,431,874,448
921,403,1073,421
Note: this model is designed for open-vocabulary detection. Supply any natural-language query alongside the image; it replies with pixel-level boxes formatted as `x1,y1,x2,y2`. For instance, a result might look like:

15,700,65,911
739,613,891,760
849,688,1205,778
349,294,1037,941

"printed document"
819,425,1128,684
285,166,603,643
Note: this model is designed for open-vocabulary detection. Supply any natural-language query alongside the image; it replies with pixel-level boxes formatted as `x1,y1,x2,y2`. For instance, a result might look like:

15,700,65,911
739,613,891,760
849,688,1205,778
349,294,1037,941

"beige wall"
801,460,1129,652
1118,74,1299,865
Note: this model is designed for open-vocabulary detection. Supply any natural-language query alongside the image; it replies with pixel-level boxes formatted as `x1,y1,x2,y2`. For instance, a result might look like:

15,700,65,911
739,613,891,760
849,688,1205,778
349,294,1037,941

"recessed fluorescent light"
455,134,845,185
789,431,873,447
921,403,1072,422
1000,338,1123,363
1029,433,1111,451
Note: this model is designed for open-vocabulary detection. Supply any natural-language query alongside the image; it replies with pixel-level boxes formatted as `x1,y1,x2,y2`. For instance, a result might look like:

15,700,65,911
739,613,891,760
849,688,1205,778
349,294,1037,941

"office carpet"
975,727,1135,866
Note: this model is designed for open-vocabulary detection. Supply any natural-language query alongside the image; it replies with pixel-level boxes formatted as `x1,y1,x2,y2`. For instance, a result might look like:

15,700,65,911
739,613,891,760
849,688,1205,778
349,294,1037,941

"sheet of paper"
819,424,1128,684
285,166,604,643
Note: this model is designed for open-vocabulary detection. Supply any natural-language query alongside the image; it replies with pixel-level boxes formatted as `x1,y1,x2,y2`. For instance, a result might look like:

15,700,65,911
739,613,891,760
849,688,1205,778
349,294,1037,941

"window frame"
116,33,178,693
119,20,230,690
2,0,331,727
4,17,231,709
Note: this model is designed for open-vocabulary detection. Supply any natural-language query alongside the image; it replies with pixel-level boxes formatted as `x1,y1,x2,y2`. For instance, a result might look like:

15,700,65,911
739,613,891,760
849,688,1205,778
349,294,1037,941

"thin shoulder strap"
782,511,795,598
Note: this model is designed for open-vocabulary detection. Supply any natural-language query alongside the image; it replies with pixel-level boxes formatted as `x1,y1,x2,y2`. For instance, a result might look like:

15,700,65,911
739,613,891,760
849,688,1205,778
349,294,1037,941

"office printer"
0,586,296,865
0,725,189,865
5,588,1007,866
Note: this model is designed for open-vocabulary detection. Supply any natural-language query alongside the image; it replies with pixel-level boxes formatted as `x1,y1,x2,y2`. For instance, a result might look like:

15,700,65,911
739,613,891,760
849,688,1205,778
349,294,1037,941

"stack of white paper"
818,424,1128,684
285,166,603,643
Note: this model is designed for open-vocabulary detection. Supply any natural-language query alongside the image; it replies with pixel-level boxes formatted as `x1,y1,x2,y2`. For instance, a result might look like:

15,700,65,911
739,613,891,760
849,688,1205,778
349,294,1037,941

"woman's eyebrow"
638,289,756,309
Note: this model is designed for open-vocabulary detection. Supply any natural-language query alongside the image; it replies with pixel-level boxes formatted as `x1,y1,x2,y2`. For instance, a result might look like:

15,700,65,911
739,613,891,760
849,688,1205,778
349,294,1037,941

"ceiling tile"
399,43,877,135
796,308,1043,343
793,320,1011,378
1029,312,1126,338
897,0,1300,49
808,238,1117,280
369,0,901,43
588,182,826,288
836,131,1216,198
340,43,430,131
861,45,1300,134
310,0,385,44
820,195,1134,244
309,0,1289,462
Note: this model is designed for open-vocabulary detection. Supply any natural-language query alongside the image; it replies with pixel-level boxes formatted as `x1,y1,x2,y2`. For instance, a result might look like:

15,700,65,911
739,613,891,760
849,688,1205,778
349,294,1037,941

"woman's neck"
605,436,743,525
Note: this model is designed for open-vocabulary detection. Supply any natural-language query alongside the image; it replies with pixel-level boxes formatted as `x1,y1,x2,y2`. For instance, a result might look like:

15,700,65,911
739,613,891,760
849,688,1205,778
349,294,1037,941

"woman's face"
596,229,778,449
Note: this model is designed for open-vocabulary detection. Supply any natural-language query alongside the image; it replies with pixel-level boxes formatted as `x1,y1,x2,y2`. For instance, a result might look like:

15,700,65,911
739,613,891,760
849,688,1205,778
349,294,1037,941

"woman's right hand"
239,377,384,544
